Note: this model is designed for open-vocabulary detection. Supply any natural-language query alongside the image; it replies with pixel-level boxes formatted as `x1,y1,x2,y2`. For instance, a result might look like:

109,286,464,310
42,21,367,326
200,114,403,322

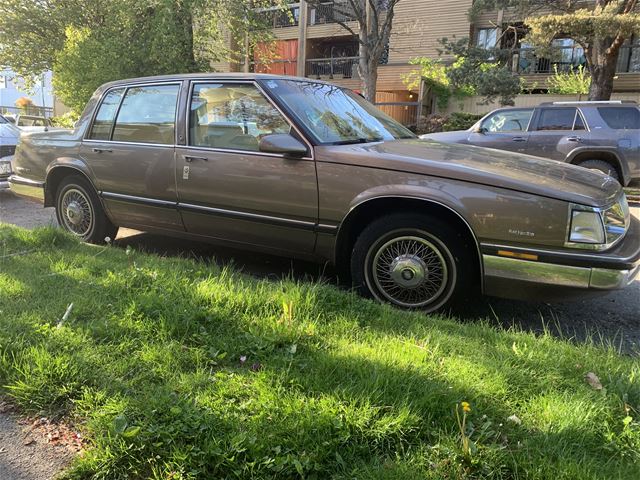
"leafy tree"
305,1,402,101
470,0,640,100
404,38,521,109
0,0,287,112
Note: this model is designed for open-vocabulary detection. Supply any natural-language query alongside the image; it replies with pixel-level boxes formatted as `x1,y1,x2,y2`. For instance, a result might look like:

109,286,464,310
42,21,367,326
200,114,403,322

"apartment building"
211,1,640,126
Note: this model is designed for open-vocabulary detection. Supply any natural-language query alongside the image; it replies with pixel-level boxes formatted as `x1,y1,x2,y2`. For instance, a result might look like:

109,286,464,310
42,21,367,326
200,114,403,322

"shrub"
50,111,80,129
417,112,482,135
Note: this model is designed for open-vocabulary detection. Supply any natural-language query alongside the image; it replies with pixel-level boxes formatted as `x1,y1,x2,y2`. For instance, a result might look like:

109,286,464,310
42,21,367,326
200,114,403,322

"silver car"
422,101,640,186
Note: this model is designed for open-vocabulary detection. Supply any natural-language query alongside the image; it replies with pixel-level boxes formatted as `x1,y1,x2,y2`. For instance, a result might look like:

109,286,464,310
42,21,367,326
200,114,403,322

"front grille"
0,144,16,158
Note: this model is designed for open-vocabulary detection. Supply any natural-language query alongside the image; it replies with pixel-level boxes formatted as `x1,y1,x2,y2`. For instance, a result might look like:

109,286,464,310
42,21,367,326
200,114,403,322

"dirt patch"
0,401,80,480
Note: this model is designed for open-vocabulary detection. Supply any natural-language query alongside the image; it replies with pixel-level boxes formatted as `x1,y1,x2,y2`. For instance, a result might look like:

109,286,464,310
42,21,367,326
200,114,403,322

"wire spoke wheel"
60,188,94,238
368,235,450,308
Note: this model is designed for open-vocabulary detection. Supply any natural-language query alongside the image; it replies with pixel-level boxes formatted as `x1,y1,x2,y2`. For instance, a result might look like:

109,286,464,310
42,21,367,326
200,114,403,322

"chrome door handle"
512,136,527,142
183,155,208,163
567,136,582,142
92,148,113,153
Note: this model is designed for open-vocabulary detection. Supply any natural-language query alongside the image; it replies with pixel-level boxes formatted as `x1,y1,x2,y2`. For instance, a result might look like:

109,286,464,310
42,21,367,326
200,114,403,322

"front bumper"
482,216,640,301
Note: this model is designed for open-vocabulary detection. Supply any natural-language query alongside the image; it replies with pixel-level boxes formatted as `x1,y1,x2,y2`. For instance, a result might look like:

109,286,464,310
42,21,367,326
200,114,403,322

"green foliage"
445,112,483,131
50,111,81,129
405,38,521,109
548,65,591,95
417,113,482,135
0,0,289,111
1,224,639,479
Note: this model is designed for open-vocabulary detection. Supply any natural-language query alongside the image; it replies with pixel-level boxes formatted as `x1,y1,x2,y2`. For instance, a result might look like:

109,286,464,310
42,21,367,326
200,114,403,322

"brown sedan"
9,74,640,311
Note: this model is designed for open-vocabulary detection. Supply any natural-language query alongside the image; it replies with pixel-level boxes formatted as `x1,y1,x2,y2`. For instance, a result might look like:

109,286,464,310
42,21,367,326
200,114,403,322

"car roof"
100,73,336,89
537,101,638,107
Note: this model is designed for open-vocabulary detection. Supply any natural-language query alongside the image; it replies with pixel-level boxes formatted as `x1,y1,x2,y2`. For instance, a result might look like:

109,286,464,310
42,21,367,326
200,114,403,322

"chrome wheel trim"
60,187,94,238
365,234,454,309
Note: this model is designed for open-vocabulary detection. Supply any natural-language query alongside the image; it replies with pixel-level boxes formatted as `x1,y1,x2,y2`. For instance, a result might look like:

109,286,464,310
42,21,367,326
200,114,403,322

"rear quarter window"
598,107,640,129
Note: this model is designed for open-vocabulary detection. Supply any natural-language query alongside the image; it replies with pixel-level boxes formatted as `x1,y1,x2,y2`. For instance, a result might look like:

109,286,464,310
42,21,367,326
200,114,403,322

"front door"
175,81,318,255
469,108,534,153
81,83,183,230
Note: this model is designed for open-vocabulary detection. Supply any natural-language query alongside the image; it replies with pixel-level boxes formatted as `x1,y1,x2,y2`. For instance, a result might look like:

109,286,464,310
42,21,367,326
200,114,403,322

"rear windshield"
598,107,640,129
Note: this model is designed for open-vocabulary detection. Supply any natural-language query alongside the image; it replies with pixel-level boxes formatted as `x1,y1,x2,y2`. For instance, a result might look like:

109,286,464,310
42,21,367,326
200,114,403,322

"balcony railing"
256,3,300,29
512,45,640,74
306,56,360,79
616,43,640,73
308,1,357,25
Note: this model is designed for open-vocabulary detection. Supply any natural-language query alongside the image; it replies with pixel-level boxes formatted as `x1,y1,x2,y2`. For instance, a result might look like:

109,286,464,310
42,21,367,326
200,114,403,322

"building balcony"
308,1,357,25
306,56,360,80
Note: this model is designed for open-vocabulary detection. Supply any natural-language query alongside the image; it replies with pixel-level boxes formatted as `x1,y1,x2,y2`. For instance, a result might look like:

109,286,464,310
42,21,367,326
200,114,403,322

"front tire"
55,175,118,244
350,213,476,312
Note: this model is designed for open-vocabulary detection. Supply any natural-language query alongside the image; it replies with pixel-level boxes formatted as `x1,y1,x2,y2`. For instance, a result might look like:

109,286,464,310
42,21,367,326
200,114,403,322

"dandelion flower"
461,401,471,413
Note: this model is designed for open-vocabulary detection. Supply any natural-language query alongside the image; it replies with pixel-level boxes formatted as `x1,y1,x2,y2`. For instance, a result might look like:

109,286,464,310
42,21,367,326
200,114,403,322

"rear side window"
598,107,640,129
536,108,582,131
88,88,125,140
112,85,180,144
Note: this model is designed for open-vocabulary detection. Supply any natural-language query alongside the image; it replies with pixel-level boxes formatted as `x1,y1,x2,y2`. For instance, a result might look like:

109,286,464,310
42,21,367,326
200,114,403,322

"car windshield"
262,79,415,145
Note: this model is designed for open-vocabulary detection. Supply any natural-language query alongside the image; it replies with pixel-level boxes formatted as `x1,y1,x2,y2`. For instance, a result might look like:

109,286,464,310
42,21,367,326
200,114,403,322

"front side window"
88,88,125,140
481,109,533,133
189,83,291,151
598,107,640,129
111,85,179,144
536,108,581,131
263,79,415,144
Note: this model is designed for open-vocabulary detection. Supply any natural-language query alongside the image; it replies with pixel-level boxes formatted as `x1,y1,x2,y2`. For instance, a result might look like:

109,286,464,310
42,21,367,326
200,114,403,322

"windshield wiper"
330,137,384,145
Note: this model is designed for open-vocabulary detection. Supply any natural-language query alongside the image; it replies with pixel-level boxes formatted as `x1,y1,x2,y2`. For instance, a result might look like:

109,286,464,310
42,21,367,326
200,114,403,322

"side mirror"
259,133,307,157
472,125,487,134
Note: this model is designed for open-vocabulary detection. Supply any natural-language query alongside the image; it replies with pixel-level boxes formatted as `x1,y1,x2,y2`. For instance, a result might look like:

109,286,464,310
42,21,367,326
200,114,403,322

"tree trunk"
358,46,378,102
587,39,620,101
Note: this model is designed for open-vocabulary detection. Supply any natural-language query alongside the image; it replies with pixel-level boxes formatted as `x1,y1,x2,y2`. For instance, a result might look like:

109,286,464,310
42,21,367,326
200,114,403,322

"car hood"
317,138,621,207
0,123,19,143
419,130,469,143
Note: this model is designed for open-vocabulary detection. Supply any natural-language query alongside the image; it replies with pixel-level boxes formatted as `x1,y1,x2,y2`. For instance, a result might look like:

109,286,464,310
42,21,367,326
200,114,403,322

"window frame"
185,79,313,159
597,106,640,130
533,107,588,132
84,81,182,146
475,28,498,50
480,108,534,133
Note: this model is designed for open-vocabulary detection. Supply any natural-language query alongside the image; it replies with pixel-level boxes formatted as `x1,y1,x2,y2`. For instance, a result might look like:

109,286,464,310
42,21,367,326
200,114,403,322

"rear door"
175,81,318,255
467,108,533,152
527,107,586,160
80,83,184,230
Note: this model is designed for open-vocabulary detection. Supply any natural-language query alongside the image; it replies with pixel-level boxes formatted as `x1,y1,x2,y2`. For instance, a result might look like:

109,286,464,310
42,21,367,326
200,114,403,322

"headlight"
569,210,605,244
566,194,630,250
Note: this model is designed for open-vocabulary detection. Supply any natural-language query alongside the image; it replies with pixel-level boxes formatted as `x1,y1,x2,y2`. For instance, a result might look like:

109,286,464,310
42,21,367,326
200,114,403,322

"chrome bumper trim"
483,254,639,290
0,180,9,190
8,175,45,202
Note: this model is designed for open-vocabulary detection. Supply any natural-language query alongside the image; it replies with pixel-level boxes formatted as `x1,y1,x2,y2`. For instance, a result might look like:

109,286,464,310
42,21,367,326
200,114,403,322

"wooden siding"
389,0,473,63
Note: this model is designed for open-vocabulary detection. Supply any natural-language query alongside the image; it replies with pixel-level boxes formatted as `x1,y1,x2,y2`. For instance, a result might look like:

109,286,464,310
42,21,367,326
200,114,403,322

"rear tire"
55,175,118,244
577,159,621,182
350,213,477,312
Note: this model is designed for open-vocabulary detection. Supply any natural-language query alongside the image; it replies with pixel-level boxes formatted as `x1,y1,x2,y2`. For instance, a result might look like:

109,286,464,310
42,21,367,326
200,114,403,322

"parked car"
421,101,640,186
0,114,19,189
9,74,639,311
15,114,52,127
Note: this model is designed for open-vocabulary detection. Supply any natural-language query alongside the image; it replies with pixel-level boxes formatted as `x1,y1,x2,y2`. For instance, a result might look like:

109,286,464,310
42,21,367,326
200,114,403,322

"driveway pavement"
1,189,639,353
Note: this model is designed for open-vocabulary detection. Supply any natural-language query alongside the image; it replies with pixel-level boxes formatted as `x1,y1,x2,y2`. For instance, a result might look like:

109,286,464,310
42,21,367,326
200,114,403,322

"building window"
476,28,498,49
616,35,640,73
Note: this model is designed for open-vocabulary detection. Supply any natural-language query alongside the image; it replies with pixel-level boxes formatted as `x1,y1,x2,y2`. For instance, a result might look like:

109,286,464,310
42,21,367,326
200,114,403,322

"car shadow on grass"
113,230,640,354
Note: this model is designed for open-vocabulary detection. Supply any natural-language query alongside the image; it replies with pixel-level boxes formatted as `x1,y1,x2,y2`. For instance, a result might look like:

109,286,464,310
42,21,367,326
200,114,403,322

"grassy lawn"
0,224,638,479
